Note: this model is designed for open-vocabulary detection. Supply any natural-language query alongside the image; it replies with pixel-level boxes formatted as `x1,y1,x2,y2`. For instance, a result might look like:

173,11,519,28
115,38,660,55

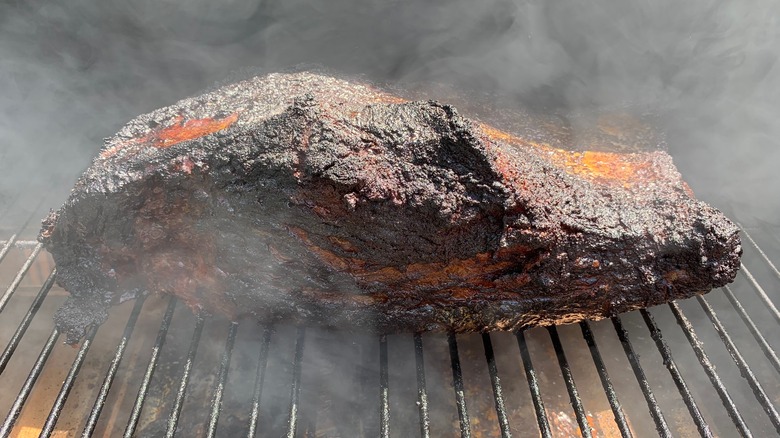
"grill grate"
0,200,779,437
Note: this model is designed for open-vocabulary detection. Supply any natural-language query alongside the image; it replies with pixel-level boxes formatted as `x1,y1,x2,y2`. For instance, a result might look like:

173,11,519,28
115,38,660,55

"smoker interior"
0,194,779,438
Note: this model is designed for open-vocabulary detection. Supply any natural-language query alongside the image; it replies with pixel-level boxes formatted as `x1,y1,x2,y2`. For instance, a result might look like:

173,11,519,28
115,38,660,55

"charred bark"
39,72,741,343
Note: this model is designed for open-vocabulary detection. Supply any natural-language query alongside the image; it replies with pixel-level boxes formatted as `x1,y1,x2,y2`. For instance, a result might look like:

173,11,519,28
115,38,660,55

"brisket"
39,72,742,343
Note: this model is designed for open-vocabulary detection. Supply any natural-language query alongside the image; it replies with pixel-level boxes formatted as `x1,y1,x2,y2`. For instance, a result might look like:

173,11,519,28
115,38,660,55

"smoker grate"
0,199,779,437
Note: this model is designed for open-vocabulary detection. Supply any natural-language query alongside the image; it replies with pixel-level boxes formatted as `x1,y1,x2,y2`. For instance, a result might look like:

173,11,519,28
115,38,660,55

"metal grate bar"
165,315,206,438
285,327,305,438
0,328,59,438
0,268,55,375
740,227,780,280
579,321,633,438
0,240,40,249
696,296,780,433
547,326,592,438
379,334,390,438
611,317,671,437
740,264,780,325
206,321,239,438
123,297,177,438
82,295,147,437
413,333,431,438
722,286,780,375
0,197,42,259
0,242,43,314
667,302,752,437
640,309,712,437
515,331,551,438
447,333,471,438
247,326,273,438
40,326,99,438
0,234,17,264
482,333,512,438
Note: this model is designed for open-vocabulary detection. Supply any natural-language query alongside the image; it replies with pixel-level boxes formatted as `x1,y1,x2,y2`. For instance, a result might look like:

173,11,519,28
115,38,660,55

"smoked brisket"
39,72,742,343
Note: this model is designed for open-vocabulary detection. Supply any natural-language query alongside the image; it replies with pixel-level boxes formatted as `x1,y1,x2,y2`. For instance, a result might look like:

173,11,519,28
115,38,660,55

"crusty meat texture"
39,72,741,343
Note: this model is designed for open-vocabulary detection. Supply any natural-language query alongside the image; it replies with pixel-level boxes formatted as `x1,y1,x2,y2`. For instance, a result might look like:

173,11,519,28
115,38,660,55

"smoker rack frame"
0,214,778,437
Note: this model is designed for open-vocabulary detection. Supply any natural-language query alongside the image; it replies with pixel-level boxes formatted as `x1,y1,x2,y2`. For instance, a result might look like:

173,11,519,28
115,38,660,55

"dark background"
1,0,778,224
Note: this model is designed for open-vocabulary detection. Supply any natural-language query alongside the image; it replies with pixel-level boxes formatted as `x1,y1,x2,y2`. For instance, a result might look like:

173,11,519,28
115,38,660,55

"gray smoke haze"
0,2,777,434
1,0,778,224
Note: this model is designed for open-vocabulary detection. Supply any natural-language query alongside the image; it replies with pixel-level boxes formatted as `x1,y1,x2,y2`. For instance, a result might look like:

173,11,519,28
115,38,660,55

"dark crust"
39,72,742,343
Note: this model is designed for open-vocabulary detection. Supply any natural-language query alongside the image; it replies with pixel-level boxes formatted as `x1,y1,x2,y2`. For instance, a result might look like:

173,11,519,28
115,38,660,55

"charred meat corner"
38,72,741,343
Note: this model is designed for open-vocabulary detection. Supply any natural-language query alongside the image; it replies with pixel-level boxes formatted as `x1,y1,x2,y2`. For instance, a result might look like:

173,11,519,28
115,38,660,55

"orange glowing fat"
479,123,650,185
551,150,651,184
101,113,239,158
151,113,240,148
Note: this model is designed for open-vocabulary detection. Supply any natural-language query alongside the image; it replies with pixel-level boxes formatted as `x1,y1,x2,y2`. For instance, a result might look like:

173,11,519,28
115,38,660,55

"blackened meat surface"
39,72,742,343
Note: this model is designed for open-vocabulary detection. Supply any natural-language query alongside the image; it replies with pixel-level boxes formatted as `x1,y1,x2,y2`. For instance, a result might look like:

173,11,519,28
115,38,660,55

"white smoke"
1,0,777,220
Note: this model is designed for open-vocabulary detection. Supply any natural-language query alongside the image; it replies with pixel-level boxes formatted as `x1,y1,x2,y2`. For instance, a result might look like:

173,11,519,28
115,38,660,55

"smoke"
0,1,776,433
1,0,778,224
